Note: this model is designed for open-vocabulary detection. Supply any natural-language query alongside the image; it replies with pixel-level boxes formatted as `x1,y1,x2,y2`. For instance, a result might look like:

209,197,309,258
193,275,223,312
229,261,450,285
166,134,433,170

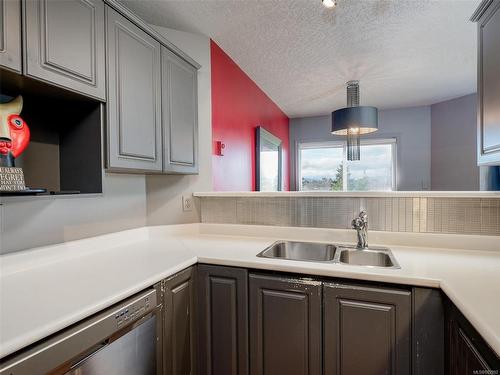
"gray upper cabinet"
105,6,162,172
474,0,500,165
0,0,21,72
23,0,106,100
161,46,199,174
323,282,412,375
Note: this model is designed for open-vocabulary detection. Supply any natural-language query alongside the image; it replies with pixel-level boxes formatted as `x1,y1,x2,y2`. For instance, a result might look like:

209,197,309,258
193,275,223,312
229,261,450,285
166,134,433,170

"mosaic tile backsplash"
199,197,500,236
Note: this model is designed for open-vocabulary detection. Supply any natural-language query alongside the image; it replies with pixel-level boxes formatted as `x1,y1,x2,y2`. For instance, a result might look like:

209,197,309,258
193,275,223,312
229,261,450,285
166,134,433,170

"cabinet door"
446,303,499,374
0,0,21,72
197,265,248,375
105,6,162,172
323,282,411,375
478,1,500,165
163,267,195,375
249,274,322,375
23,0,105,99
161,47,198,174
452,327,490,374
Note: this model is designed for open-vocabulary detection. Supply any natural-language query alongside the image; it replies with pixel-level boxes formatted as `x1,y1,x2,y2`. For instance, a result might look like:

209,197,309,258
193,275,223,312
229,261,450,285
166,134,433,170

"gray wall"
0,173,147,253
289,106,432,191
431,94,479,190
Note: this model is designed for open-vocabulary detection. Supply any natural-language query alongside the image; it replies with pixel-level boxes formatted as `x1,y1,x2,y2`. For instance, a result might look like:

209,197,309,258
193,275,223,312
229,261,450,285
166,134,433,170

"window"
298,139,396,191
256,127,283,191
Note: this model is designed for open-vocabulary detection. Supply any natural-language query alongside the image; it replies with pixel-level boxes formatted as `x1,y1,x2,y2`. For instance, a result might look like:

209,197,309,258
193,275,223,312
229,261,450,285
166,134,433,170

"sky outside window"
300,141,395,191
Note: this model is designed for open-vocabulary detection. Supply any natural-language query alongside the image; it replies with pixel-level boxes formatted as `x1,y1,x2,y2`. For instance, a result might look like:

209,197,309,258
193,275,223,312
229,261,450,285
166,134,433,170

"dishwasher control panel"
114,289,157,328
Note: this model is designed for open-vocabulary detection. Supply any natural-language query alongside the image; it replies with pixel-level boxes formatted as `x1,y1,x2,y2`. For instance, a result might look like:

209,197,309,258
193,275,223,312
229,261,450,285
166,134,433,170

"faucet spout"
351,211,368,249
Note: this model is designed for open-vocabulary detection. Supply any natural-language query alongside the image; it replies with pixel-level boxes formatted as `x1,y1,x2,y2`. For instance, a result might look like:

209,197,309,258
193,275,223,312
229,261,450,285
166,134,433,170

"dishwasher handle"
69,339,110,370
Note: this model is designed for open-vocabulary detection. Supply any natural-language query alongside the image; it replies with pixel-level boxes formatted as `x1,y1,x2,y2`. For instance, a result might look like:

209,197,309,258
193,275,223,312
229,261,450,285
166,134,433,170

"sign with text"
0,167,26,191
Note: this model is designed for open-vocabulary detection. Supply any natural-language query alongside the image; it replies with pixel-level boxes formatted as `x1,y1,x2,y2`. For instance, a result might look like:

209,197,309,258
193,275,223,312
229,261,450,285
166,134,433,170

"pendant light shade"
331,81,378,160
331,106,378,135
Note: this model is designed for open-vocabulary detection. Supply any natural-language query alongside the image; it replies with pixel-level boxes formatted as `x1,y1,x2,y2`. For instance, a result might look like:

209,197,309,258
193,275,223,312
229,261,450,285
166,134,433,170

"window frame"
256,126,283,191
297,138,397,192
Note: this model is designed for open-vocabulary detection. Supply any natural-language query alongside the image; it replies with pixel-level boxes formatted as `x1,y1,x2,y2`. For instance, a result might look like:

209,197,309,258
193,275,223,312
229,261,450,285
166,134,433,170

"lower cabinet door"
163,267,195,375
323,282,411,375
249,274,322,375
446,303,499,374
452,326,490,374
197,265,249,375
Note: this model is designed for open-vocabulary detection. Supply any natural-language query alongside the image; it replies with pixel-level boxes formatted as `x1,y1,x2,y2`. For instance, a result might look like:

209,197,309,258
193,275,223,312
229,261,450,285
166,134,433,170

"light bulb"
322,0,336,8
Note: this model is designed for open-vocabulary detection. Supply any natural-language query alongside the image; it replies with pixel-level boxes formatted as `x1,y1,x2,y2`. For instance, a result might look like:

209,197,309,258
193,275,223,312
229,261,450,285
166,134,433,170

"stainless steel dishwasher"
0,283,163,375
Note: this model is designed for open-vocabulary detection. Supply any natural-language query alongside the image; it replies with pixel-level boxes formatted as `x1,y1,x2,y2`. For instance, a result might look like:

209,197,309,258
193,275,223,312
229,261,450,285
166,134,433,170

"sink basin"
257,241,400,269
334,246,400,269
257,241,336,262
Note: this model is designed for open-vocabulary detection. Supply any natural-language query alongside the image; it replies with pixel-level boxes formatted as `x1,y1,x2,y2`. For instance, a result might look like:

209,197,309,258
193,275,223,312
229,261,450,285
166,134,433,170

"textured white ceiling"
120,0,479,118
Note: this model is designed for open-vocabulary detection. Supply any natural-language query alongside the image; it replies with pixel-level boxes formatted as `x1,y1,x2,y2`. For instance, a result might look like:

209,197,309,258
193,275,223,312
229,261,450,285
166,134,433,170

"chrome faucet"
351,211,368,249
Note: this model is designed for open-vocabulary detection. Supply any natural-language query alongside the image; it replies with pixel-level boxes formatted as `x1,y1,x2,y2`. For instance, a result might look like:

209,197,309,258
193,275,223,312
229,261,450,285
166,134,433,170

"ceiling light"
322,0,336,9
332,81,378,161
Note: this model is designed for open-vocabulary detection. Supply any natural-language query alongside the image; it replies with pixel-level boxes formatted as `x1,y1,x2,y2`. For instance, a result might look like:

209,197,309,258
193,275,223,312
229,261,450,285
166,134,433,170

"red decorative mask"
0,96,30,159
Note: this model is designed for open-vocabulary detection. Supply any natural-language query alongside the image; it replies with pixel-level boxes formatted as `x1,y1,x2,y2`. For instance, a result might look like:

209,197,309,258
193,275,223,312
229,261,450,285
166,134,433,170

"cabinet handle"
69,339,110,369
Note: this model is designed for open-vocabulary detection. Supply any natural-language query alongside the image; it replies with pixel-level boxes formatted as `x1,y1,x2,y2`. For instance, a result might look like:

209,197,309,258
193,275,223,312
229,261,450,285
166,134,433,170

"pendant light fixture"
331,81,378,161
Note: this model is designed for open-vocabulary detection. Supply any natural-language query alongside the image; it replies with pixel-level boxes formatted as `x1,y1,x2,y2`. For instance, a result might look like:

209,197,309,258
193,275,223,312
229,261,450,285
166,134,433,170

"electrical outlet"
182,196,193,212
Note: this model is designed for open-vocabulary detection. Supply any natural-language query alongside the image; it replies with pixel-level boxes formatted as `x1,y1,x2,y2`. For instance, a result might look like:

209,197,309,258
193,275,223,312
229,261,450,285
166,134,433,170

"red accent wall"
211,40,290,191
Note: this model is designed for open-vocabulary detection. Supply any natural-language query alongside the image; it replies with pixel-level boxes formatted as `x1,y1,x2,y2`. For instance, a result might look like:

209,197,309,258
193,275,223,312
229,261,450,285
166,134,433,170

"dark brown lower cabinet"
446,301,500,374
411,287,445,375
249,274,322,375
163,266,195,375
323,282,412,375
191,265,499,375
197,265,249,375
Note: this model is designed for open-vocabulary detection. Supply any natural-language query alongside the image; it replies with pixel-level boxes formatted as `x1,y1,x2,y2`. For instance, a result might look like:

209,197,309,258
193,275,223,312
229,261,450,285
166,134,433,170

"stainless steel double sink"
257,240,400,269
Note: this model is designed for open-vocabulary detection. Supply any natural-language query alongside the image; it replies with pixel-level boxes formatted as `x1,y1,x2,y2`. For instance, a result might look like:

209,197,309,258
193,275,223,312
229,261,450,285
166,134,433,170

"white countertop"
1,223,499,359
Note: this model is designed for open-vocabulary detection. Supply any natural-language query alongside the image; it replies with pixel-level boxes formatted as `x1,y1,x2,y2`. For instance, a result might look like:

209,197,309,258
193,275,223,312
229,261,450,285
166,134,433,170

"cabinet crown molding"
471,0,496,22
